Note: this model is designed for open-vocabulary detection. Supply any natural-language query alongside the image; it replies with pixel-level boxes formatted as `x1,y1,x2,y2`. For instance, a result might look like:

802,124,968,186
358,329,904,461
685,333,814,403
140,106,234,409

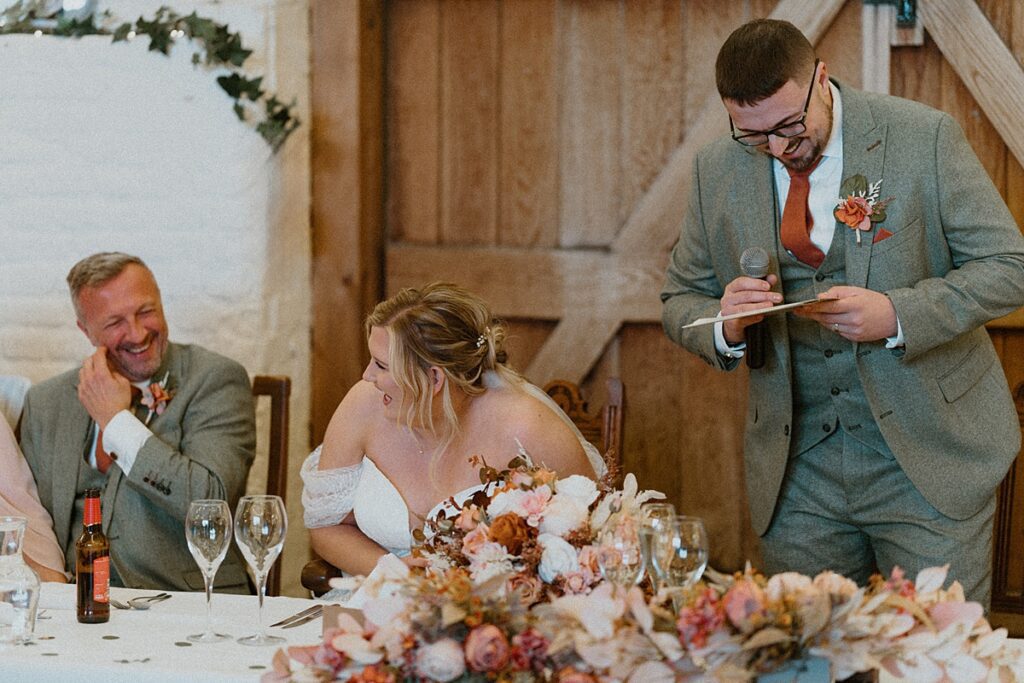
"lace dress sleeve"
300,445,363,529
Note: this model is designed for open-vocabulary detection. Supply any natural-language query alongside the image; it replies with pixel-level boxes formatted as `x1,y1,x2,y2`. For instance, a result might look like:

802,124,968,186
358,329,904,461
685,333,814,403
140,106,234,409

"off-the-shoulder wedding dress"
301,373,605,568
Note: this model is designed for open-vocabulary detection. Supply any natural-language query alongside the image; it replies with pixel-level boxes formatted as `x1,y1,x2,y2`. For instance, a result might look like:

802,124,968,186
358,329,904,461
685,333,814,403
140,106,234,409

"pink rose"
455,506,481,532
464,624,511,673
519,486,553,527
462,524,491,555
722,578,767,633
560,570,595,595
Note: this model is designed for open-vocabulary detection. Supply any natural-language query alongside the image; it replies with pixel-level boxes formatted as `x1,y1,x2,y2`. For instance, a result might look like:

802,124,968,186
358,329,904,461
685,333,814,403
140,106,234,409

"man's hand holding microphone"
721,247,782,368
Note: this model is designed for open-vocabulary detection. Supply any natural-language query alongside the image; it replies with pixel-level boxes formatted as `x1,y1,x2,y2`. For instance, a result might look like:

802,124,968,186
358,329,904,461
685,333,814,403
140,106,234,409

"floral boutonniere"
140,372,174,424
834,174,894,244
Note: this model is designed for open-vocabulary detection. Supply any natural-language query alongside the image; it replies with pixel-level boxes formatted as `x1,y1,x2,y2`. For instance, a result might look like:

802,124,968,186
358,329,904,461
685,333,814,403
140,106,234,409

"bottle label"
93,556,110,603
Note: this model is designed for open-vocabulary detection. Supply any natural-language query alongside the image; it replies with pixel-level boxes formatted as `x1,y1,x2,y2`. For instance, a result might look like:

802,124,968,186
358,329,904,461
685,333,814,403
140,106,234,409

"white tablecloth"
2,583,328,682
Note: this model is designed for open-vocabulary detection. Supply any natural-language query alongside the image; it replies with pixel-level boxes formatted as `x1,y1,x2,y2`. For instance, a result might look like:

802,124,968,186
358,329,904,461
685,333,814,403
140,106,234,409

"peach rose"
506,572,544,606
489,513,531,554
464,624,511,673
722,577,767,633
454,506,480,532
462,524,491,555
834,195,873,230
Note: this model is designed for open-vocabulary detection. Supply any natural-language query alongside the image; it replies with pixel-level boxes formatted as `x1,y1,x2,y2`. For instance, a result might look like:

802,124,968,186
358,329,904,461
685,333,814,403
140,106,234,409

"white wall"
0,0,311,595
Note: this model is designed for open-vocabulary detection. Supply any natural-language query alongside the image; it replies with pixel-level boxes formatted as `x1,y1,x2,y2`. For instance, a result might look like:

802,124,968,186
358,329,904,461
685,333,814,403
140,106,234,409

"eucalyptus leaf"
112,22,131,42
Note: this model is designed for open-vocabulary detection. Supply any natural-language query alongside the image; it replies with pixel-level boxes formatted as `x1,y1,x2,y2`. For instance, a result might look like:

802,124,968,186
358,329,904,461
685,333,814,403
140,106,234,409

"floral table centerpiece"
266,455,1024,683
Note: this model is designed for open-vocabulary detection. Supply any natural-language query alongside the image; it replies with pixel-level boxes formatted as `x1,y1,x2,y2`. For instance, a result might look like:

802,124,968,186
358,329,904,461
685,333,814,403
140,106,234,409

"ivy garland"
0,1,300,151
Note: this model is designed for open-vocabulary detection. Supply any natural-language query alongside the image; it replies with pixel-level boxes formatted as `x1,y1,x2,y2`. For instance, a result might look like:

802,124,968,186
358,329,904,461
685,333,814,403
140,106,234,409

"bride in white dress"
301,283,604,577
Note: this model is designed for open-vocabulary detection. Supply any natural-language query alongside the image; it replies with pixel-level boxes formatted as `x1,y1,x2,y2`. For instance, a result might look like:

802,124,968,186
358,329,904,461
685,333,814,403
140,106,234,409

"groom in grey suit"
661,20,1024,606
20,252,255,592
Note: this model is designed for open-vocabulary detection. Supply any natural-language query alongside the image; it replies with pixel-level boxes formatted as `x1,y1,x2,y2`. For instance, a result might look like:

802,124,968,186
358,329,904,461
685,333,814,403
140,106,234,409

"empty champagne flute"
640,502,676,594
185,500,232,643
596,512,648,589
234,495,287,646
651,515,708,611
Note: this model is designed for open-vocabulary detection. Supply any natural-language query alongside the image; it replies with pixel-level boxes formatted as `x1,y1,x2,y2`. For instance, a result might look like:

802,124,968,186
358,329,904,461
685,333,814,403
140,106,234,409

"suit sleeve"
124,358,255,519
661,154,741,371
886,114,1024,361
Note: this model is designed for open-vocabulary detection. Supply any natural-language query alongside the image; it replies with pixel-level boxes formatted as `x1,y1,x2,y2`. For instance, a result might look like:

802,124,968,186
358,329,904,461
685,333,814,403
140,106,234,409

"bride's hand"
401,554,429,569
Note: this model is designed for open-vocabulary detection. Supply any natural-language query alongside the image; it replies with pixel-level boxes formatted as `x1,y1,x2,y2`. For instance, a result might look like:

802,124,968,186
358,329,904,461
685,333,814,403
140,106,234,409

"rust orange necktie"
781,159,825,268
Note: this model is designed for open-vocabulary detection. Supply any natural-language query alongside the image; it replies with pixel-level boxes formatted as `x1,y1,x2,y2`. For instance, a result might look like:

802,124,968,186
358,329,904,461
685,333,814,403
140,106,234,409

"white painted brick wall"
0,0,311,594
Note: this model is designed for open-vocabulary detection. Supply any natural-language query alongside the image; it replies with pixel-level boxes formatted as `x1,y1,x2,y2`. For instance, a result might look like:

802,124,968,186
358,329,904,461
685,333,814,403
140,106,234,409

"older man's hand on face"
78,347,133,429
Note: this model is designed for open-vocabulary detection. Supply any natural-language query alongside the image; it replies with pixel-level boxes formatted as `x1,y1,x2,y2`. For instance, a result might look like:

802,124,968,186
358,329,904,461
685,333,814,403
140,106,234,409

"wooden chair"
300,377,626,597
252,375,291,597
543,377,625,484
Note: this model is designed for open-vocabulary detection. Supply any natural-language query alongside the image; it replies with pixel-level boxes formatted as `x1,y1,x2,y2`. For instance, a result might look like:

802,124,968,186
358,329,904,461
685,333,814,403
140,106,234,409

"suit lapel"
52,381,90,551
838,85,887,288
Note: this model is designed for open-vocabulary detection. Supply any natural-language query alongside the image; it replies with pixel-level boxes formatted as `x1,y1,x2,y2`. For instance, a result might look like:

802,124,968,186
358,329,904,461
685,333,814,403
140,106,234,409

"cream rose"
537,533,580,583
414,638,466,682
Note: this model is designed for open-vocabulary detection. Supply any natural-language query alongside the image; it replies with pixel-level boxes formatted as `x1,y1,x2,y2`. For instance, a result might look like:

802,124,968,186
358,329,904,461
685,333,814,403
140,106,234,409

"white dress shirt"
715,83,903,357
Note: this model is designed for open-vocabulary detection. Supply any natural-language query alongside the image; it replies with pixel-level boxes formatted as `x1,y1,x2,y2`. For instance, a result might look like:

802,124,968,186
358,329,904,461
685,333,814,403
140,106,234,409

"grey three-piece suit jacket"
20,342,256,591
661,82,1024,536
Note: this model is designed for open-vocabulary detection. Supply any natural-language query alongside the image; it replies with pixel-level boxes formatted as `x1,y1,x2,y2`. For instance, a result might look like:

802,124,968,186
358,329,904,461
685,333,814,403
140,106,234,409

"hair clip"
476,326,491,348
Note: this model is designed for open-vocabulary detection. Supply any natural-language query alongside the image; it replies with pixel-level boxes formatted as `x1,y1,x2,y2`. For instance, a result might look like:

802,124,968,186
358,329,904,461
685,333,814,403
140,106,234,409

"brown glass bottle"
76,488,110,623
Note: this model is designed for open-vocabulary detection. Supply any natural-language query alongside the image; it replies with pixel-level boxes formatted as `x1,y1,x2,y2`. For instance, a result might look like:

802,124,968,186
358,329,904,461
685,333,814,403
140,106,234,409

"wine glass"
185,500,232,643
234,495,287,646
640,502,676,594
651,515,708,611
596,512,648,589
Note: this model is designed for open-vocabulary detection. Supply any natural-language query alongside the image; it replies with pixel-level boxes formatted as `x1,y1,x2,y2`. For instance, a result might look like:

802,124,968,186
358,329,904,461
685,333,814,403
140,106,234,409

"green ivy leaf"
233,102,246,121
217,73,262,101
136,16,173,54
111,23,132,43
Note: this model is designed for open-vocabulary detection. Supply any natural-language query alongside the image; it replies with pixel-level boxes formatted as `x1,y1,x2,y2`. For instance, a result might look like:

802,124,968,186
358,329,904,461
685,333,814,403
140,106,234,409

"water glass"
651,515,708,610
185,500,232,643
640,502,676,593
596,513,648,589
234,495,287,646
0,517,40,645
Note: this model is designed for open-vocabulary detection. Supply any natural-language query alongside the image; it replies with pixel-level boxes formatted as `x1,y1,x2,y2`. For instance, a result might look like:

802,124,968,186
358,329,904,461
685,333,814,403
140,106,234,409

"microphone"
739,247,770,369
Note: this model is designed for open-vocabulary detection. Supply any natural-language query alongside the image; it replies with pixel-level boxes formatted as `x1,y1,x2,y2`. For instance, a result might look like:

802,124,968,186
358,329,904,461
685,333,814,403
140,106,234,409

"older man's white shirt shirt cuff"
98,411,151,475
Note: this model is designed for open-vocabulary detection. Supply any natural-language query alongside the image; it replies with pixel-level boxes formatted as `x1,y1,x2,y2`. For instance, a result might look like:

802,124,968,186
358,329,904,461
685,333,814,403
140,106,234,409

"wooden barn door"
312,0,1024,628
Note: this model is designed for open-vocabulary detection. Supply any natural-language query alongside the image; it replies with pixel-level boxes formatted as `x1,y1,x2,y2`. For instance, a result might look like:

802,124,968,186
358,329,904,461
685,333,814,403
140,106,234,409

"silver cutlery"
270,604,322,628
110,593,172,610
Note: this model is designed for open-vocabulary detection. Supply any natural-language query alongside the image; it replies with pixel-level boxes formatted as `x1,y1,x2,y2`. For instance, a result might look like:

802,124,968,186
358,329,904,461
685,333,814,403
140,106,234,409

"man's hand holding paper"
794,285,898,343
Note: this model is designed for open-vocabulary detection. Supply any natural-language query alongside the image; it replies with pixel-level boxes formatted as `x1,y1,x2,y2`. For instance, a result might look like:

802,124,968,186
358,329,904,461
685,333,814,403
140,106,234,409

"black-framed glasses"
729,59,819,147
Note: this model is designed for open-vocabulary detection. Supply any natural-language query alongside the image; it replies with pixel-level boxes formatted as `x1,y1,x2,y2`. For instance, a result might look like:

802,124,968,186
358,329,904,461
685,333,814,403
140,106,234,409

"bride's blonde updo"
365,282,519,449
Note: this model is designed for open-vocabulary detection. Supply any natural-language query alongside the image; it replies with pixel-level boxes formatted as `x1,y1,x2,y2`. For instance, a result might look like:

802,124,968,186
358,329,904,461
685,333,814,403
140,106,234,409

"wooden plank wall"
349,0,1024,574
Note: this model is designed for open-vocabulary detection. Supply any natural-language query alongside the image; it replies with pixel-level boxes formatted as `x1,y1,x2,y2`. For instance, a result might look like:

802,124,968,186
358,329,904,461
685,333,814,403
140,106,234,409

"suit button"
831,386,840,396
824,349,834,358
823,423,832,433
783,425,790,436
815,273,825,282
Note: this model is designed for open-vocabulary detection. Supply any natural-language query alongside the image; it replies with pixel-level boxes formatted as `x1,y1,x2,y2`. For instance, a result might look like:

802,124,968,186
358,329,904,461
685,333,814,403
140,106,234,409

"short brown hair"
67,252,150,319
715,19,816,106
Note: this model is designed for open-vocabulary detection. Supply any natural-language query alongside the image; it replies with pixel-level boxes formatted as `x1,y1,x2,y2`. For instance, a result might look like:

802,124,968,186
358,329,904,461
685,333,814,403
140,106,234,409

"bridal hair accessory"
476,327,491,349
833,174,894,245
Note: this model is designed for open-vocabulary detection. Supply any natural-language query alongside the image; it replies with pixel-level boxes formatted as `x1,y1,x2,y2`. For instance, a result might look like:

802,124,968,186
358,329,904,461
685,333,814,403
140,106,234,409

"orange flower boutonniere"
834,174,894,245
141,373,174,423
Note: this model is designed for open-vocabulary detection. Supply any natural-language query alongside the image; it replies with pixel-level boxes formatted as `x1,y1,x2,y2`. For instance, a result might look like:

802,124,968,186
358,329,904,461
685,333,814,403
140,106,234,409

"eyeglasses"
729,59,819,147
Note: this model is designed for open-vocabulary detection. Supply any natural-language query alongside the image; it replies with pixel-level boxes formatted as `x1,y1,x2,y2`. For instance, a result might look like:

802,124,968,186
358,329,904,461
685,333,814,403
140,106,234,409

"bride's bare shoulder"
319,381,381,469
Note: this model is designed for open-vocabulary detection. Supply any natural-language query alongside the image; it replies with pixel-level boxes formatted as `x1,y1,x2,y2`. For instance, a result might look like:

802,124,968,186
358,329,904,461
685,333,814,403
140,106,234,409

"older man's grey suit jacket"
662,83,1024,536
20,342,255,591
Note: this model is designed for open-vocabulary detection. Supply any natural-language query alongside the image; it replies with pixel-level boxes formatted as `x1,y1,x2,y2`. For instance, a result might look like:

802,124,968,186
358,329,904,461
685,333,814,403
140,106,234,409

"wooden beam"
311,0,384,444
919,0,1024,167
526,310,623,385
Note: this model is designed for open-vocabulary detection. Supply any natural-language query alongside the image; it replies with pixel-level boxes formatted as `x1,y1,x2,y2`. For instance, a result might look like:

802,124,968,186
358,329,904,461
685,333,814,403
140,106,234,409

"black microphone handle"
745,321,766,369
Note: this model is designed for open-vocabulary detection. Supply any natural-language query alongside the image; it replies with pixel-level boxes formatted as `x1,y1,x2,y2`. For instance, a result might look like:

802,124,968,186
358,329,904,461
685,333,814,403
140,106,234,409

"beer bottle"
76,488,110,623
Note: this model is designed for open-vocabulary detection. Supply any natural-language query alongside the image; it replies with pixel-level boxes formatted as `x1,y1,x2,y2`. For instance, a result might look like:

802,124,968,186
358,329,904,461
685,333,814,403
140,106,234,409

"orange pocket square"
872,228,893,244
